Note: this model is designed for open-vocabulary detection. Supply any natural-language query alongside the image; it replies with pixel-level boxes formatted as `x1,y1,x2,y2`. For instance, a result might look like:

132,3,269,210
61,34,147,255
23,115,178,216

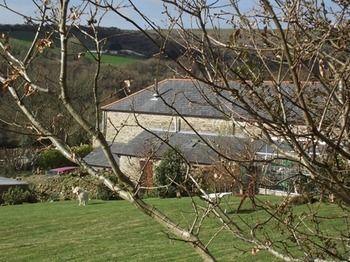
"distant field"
0,196,346,261
8,31,35,42
86,53,141,66
8,38,31,49
5,32,141,66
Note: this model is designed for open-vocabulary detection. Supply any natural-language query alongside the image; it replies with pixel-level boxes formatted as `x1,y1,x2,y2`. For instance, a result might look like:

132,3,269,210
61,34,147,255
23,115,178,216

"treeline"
0,24,183,59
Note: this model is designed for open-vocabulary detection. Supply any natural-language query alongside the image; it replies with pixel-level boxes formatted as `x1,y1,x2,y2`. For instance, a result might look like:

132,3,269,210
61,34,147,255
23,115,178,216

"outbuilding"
0,176,28,196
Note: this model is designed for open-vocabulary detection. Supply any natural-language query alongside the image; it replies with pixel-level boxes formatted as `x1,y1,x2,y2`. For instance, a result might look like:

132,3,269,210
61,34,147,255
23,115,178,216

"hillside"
0,26,178,147
0,24,183,59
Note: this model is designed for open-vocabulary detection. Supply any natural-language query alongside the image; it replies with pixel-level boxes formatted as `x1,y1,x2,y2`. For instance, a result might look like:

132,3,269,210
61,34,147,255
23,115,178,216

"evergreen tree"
155,148,187,198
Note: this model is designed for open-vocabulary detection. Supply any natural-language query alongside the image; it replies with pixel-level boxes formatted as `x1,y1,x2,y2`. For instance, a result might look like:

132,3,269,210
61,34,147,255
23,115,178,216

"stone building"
84,78,288,187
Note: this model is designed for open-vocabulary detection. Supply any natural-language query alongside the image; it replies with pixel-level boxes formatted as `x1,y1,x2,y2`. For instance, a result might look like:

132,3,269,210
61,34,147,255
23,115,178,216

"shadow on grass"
87,202,107,205
226,208,261,214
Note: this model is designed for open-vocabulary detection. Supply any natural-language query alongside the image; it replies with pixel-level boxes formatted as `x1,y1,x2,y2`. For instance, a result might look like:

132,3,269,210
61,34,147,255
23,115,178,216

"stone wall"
181,117,243,136
104,112,175,143
119,156,142,183
103,111,245,143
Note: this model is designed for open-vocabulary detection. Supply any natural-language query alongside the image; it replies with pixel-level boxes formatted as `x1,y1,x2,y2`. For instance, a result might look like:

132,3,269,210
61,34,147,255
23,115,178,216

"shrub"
1,186,34,205
36,144,92,169
141,190,159,199
154,148,188,198
287,194,318,206
72,144,93,158
96,183,115,200
96,172,120,200
0,166,17,178
36,149,70,169
23,171,120,202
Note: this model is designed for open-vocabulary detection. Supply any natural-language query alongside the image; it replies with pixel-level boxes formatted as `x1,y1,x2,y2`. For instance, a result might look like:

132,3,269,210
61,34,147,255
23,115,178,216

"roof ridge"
101,78,322,111
101,79,169,110
168,78,320,84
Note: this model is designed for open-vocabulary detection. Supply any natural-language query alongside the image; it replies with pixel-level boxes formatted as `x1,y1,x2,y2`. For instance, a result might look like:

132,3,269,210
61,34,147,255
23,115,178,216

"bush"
96,172,120,200
287,194,318,206
141,190,160,199
36,144,93,169
72,144,93,158
96,183,116,200
1,186,34,205
0,166,17,178
154,148,188,198
36,149,70,169
23,171,121,202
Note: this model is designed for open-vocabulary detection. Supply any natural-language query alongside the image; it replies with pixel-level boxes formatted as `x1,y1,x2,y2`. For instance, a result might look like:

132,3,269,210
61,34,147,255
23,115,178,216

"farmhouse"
85,78,299,186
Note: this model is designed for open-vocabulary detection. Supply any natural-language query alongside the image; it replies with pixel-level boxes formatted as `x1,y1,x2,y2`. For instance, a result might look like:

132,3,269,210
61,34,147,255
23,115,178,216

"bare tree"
0,0,215,261
0,0,349,261
95,0,350,260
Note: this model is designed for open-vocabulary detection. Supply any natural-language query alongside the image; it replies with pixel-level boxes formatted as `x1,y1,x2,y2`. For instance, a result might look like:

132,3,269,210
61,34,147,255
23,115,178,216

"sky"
0,0,339,29
0,0,182,29
0,0,254,29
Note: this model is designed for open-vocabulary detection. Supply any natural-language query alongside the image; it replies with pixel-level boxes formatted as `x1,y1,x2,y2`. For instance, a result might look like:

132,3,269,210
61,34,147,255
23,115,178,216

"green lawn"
0,196,346,261
86,53,141,66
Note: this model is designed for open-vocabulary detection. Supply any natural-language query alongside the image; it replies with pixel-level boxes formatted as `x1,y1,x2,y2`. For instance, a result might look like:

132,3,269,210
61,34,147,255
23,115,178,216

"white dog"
72,186,89,206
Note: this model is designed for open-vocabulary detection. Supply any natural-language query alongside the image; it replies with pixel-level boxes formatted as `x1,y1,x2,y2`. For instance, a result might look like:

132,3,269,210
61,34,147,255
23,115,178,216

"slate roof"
84,131,290,167
0,176,28,186
102,79,250,120
83,147,120,168
102,79,323,122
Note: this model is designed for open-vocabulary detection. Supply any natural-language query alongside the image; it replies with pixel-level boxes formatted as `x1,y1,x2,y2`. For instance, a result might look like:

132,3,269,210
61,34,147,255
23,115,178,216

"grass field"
0,196,346,261
86,53,141,66
7,33,141,66
8,31,35,42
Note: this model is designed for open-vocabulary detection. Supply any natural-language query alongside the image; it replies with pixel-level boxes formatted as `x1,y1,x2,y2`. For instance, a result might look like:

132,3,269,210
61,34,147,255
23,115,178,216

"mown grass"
86,53,141,66
0,196,346,261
